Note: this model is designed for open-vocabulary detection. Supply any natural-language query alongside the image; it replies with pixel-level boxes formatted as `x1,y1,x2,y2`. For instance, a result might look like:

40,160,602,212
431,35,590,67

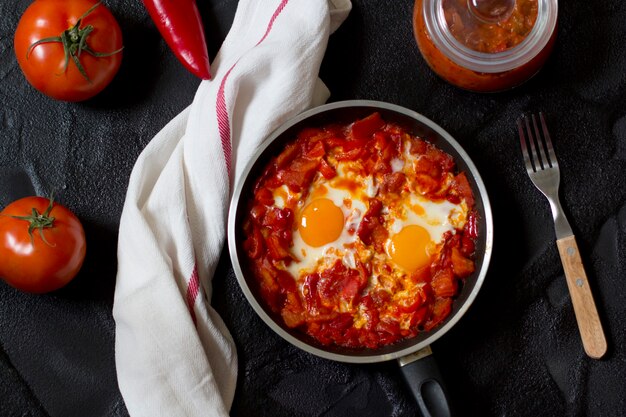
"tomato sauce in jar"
413,0,557,92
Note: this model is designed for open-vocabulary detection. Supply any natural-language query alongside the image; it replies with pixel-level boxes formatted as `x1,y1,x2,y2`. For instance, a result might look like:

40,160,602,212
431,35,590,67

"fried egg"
283,181,368,277
385,194,468,272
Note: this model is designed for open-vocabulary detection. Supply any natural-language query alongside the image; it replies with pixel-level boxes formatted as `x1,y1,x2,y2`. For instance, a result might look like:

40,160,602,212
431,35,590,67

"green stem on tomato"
25,1,123,83
11,195,56,246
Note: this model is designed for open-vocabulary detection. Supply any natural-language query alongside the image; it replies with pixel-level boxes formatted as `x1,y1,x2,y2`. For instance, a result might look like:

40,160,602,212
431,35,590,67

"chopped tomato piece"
360,295,380,331
297,127,324,141
451,247,475,278
426,145,455,173
357,199,388,251
282,308,304,328
276,270,297,293
305,140,326,158
381,172,406,194
409,305,430,328
342,138,369,152
254,188,274,206
373,158,392,175
452,172,475,206
414,156,442,178
243,225,264,260
318,158,337,179
262,207,293,231
413,173,441,194
424,298,453,331
266,234,292,261
302,273,325,315
410,138,428,155
431,267,457,298
249,204,267,224
277,157,319,191
373,131,390,150
334,147,364,161
324,136,346,148
410,265,431,284
377,319,401,337
369,289,391,306
351,112,385,141
396,285,426,313
460,233,475,257
275,142,300,169
317,261,367,307
464,210,478,239
328,313,353,331
281,292,305,328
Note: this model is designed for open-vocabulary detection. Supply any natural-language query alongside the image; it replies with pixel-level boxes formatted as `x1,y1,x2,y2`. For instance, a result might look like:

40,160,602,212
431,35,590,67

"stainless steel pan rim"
228,99,493,364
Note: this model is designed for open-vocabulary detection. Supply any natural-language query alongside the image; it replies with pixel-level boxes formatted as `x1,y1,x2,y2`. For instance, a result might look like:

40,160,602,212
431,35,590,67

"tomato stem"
11,195,56,246
25,1,123,83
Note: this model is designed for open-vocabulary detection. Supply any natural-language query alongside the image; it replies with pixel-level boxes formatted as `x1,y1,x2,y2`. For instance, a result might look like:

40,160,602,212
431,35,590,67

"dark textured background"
1,0,626,416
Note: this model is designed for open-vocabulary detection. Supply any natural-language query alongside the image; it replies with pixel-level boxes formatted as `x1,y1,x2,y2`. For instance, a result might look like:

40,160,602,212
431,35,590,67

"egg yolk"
387,225,432,272
299,198,344,247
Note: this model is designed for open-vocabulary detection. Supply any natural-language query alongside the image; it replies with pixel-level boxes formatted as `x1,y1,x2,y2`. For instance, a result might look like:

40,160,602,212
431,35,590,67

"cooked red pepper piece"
142,0,211,79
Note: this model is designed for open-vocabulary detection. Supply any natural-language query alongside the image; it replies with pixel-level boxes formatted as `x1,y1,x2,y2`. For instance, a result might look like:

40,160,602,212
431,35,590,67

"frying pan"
227,100,493,416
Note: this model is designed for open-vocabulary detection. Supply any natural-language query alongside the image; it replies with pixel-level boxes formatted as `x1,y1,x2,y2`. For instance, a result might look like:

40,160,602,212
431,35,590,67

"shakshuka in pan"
241,112,478,349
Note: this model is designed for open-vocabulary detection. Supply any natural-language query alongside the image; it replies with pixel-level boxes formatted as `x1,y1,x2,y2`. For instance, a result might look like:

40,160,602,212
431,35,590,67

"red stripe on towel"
198,0,291,322
186,264,200,325
216,68,234,177
257,0,289,46
215,0,290,179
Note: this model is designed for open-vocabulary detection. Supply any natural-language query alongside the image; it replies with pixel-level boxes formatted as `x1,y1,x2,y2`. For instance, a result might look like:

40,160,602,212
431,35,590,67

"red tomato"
14,0,123,101
0,196,86,293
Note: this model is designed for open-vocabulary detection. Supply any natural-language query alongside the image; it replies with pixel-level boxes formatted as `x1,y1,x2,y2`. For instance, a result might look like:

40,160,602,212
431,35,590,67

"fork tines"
518,113,558,173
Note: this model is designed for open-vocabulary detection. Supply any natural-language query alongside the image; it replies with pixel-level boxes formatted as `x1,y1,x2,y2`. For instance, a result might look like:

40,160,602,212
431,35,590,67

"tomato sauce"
242,113,478,349
413,0,557,92
444,0,538,53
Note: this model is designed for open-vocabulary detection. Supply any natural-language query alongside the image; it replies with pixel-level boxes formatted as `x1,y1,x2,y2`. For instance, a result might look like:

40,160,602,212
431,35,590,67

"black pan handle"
398,346,454,417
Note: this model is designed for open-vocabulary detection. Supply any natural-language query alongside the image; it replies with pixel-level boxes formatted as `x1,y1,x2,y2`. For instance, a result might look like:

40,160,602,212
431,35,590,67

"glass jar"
413,0,558,92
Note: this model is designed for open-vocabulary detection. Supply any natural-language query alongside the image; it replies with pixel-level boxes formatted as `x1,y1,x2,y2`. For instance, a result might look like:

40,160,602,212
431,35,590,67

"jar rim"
422,0,558,73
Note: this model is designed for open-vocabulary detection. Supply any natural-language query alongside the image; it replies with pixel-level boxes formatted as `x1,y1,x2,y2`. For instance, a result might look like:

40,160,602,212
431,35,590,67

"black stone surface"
1,0,626,416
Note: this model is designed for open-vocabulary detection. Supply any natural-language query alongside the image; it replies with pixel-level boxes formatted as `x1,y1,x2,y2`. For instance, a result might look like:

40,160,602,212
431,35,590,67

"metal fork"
518,113,607,359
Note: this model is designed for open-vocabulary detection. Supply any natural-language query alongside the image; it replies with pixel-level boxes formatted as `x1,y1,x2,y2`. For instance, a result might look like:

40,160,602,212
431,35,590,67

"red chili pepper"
142,0,211,79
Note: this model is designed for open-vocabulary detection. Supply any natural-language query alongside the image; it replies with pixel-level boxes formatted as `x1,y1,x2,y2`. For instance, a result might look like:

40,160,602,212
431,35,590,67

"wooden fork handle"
556,235,607,359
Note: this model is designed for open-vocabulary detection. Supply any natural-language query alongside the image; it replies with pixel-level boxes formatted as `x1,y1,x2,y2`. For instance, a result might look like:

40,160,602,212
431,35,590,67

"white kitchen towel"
113,0,351,416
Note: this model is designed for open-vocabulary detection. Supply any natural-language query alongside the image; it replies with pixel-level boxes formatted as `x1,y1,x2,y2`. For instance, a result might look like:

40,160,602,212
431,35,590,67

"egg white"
388,194,466,237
